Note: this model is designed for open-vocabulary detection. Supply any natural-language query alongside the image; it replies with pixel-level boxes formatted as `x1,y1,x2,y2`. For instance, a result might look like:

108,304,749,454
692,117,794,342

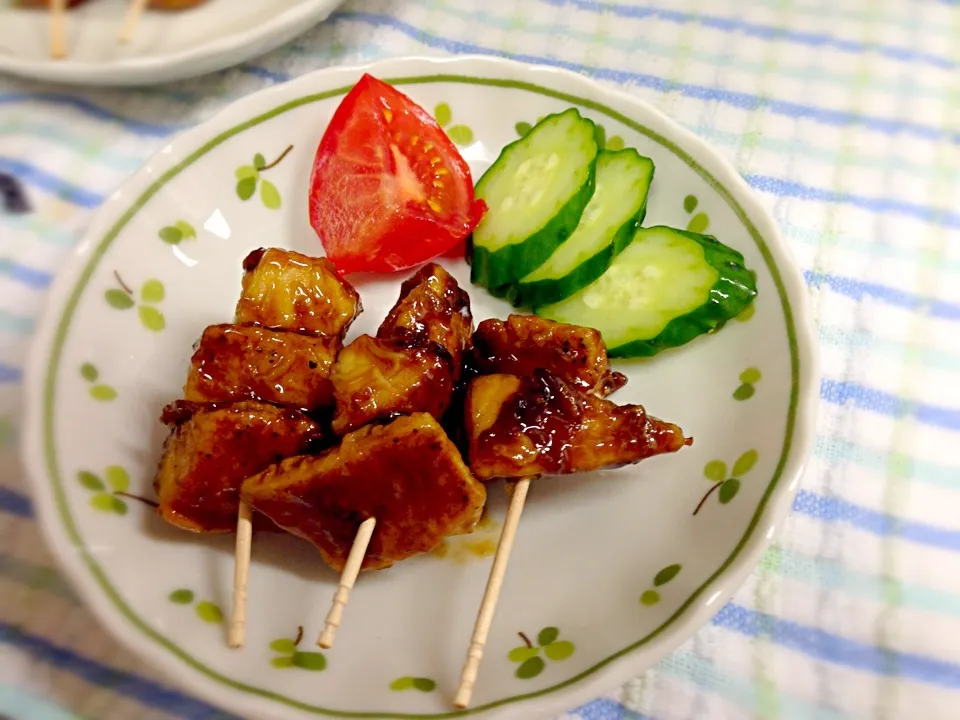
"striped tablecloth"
2,0,960,718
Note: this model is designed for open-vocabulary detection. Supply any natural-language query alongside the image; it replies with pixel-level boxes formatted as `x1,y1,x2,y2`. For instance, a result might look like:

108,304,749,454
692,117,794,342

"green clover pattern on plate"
508,627,575,679
77,465,129,515
694,449,759,515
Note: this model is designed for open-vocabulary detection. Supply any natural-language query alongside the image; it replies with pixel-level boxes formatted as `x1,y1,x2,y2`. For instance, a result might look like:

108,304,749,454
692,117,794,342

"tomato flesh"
308,74,485,274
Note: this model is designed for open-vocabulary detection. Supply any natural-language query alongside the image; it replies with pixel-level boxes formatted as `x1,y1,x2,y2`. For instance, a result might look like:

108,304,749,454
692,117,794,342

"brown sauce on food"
330,334,454,435
471,369,690,479
236,248,361,337
184,323,339,411
377,262,473,374
242,414,486,572
471,315,623,395
154,400,325,533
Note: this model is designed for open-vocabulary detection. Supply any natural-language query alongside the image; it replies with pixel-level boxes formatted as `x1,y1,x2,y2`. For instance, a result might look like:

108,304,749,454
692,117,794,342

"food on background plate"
538,226,757,357
470,108,599,289
184,324,340,410
308,74,486,275
471,314,626,397
329,334,455,435
242,413,487,572
236,247,361,337
465,370,690,480
154,400,326,533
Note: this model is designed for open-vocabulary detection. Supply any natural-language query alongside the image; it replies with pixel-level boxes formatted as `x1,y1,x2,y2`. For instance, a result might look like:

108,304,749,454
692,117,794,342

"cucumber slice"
537,226,757,357
509,149,654,308
470,108,598,289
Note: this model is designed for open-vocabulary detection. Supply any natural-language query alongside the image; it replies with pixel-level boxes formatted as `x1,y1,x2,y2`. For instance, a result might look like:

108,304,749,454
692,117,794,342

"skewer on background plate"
117,0,149,43
49,0,68,59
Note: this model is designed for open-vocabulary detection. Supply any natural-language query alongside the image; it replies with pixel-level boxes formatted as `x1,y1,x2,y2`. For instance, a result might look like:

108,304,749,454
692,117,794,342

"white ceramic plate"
22,56,819,719
0,0,343,86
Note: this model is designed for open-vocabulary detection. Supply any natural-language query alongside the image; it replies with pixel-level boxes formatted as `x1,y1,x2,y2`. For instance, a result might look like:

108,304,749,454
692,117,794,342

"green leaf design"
169,588,194,604
733,449,758,477
537,627,559,647
158,226,182,245
434,102,452,127
684,194,699,213
80,363,98,382
654,563,682,587
77,471,104,491
740,367,761,384
687,212,709,233
90,493,126,515
412,678,436,692
390,676,415,691
174,220,196,240
703,460,726,483
719,477,741,504
515,656,545,679
105,289,135,310
543,640,574,661
640,589,661,606
733,384,755,401
195,601,223,624
140,279,165,304
446,124,474,145
89,385,117,402
104,465,130,493
593,123,607,149
271,656,295,669
508,646,540,663
515,121,532,137
270,638,297,654
605,136,625,150
260,179,281,210
253,153,266,170
236,176,257,201
138,306,165,332
292,651,326,671
235,165,258,180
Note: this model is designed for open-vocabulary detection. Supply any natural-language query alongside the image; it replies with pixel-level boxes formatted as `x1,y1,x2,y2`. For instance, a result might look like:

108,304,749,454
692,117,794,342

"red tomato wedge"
308,74,486,275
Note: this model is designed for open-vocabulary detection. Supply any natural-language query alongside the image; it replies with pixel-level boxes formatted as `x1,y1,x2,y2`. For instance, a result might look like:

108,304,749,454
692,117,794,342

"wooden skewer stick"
317,516,377,649
454,477,531,709
49,0,68,59
117,0,150,44
227,500,253,648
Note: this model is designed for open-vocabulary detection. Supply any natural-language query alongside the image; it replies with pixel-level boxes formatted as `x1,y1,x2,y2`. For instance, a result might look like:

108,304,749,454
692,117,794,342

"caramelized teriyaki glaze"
472,314,627,396
330,334,454,435
236,248,361,336
377,262,473,374
154,400,325,533
466,369,690,480
242,413,486,572
183,324,340,410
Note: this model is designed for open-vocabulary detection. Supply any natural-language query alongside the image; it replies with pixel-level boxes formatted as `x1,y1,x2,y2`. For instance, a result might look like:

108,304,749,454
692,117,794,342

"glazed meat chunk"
235,248,361,336
154,400,325,533
465,370,689,480
242,413,486,572
329,334,454,435
184,324,340,410
471,314,626,396
378,262,473,374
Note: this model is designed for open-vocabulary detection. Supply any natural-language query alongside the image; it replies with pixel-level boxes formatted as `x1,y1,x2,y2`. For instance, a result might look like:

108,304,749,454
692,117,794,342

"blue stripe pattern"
0,259,53,289
0,364,22,383
0,94,183,137
0,157,104,209
541,0,956,70
0,623,241,719
0,488,32,518
713,604,960,688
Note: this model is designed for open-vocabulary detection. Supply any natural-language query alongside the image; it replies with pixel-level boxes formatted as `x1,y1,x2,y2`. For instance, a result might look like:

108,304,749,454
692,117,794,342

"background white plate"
22,56,819,719
0,0,344,86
